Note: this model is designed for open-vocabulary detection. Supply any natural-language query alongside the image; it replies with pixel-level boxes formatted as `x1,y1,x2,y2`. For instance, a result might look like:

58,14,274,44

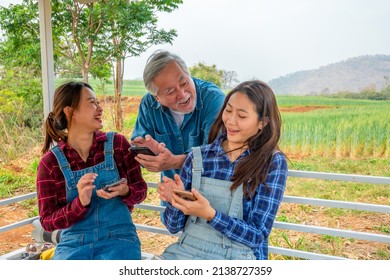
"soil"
280,105,330,113
1,96,389,259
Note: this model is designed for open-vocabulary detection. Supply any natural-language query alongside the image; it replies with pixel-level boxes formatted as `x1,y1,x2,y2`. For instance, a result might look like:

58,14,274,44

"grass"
280,99,390,158
55,78,147,96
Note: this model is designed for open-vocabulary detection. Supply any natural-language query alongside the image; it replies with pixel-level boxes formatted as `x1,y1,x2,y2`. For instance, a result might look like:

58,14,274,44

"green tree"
0,0,182,130
90,62,112,95
189,62,223,88
0,0,41,75
0,66,43,129
104,0,181,130
221,69,239,90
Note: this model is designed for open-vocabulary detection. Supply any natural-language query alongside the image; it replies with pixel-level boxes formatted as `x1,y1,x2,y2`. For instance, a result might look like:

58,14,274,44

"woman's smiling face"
222,91,263,148
69,87,103,132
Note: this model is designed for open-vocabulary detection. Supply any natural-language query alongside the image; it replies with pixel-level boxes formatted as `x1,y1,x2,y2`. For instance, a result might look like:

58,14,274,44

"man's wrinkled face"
153,61,196,113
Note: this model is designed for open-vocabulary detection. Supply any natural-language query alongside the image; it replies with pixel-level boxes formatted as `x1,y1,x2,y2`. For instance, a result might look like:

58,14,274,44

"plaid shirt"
36,131,147,232
163,134,288,259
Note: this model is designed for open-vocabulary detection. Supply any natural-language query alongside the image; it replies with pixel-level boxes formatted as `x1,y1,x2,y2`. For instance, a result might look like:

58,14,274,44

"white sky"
2,0,390,82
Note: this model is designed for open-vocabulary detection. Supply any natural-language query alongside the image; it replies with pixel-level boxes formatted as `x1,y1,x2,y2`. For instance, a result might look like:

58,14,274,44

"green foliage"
0,0,41,74
0,170,36,198
123,114,138,131
381,84,390,98
221,70,239,90
189,62,223,88
90,63,112,94
105,0,182,60
376,249,390,259
0,0,182,84
329,90,390,100
327,83,390,101
0,67,43,163
375,224,390,234
0,67,43,129
269,231,306,260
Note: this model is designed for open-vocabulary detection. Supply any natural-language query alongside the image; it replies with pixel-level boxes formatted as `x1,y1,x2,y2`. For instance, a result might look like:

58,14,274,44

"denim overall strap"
51,145,76,190
189,146,203,224
103,132,115,171
228,185,244,217
220,184,244,250
51,132,141,260
191,146,203,191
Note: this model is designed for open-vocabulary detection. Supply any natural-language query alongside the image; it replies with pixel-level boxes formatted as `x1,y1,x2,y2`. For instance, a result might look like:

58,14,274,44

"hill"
269,54,390,95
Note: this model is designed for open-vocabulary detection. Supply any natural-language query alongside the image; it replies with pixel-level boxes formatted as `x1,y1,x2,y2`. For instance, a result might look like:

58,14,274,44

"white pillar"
38,0,55,118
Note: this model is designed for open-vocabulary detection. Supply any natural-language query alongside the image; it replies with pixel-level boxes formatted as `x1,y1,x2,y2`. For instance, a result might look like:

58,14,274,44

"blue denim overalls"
50,132,141,260
161,146,256,260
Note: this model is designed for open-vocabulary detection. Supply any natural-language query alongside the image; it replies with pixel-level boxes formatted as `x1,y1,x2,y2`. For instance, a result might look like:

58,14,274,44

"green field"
276,95,390,159
55,78,147,96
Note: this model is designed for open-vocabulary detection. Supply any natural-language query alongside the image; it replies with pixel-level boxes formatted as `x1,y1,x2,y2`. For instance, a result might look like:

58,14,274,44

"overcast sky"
2,0,390,83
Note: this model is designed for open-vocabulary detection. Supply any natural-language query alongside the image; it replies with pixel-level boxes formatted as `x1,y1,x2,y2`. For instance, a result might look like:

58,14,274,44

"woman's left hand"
96,178,129,199
171,189,216,222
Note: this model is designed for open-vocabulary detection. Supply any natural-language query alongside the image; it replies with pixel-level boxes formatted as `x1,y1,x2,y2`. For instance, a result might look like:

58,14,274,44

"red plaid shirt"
36,131,147,231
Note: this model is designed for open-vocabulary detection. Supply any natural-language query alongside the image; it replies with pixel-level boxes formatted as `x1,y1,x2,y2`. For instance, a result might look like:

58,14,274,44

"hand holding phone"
129,146,157,156
173,189,197,201
102,178,126,193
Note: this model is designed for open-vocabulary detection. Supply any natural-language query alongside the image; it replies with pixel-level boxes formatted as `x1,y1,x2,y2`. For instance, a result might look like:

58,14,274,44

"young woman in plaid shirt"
157,80,288,260
36,82,147,259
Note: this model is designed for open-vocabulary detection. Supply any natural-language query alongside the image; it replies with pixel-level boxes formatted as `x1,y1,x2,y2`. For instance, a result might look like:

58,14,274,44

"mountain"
268,55,390,95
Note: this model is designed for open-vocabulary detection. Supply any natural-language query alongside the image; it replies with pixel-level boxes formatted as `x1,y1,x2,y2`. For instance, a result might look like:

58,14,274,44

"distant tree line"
325,79,390,100
189,62,239,91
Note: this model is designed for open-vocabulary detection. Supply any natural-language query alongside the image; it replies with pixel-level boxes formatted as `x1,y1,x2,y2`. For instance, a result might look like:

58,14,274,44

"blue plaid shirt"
163,134,288,259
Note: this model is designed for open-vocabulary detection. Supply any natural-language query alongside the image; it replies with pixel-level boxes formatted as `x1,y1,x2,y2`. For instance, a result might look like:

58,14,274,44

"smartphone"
102,178,126,193
173,189,197,201
129,146,157,156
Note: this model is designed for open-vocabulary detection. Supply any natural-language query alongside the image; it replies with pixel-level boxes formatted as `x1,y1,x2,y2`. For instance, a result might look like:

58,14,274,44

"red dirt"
280,105,330,113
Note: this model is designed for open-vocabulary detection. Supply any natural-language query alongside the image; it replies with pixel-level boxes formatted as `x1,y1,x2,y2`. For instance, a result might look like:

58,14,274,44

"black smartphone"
173,189,197,201
129,146,157,156
102,178,126,193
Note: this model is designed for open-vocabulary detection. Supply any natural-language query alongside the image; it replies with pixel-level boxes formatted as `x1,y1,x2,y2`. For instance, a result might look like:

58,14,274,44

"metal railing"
1,170,389,260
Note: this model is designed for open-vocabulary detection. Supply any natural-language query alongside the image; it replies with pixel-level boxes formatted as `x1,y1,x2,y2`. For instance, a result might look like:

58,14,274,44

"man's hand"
130,134,161,155
131,135,186,172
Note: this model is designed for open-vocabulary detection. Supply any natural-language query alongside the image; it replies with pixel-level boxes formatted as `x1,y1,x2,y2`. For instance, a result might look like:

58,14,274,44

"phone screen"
129,146,156,156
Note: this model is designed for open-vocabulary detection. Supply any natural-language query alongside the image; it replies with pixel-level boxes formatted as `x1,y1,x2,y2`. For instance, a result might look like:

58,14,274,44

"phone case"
173,189,196,201
129,146,156,156
103,178,126,192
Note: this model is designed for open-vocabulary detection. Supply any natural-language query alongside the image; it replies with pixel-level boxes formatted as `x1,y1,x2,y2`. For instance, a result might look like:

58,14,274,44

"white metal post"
38,0,55,118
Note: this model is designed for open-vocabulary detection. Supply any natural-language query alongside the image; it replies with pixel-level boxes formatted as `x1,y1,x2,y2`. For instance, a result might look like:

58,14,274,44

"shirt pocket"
188,132,202,148
154,131,171,145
